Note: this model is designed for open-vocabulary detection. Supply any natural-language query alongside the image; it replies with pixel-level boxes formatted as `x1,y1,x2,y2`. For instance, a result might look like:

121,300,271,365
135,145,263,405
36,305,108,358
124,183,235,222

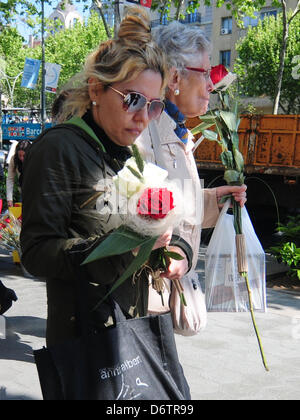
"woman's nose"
207,77,214,93
134,105,150,126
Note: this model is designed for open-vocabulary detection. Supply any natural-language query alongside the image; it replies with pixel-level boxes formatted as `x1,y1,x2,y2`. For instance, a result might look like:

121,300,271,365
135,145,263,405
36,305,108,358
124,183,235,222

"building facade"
48,0,83,34
148,0,298,113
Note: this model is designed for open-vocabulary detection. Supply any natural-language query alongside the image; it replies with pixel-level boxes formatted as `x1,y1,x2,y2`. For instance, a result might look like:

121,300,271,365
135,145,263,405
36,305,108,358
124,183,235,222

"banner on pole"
126,0,152,8
139,0,152,7
21,58,41,89
45,62,61,93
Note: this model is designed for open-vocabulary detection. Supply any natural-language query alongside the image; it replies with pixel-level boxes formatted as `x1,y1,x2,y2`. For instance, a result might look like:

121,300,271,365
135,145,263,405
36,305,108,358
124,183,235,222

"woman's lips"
127,128,142,136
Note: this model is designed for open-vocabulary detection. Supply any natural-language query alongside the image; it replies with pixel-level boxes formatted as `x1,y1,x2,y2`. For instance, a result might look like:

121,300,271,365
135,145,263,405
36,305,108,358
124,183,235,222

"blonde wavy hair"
59,7,168,122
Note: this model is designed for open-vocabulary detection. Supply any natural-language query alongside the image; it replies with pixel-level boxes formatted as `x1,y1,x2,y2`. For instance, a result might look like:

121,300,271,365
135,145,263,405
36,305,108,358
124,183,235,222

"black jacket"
20,117,192,346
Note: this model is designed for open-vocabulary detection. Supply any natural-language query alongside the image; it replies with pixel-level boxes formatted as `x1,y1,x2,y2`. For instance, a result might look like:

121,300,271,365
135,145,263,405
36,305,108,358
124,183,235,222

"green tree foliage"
234,12,300,114
150,0,282,25
0,12,108,109
0,0,284,27
45,12,107,87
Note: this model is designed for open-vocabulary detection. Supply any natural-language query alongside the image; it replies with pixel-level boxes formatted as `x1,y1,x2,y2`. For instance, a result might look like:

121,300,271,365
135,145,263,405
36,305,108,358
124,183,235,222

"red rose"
210,64,229,85
137,188,175,220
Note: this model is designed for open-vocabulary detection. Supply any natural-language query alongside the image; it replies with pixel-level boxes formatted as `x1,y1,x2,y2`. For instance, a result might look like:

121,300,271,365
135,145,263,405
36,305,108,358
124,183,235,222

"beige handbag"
169,270,207,336
147,271,207,336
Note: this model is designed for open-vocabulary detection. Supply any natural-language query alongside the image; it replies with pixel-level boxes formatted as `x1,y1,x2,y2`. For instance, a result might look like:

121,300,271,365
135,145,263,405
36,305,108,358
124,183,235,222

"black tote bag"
34,305,190,400
34,262,190,401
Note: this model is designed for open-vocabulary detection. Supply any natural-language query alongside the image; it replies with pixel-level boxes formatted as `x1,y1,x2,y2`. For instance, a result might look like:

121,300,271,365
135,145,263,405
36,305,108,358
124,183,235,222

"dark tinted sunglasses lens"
124,93,146,112
148,101,164,120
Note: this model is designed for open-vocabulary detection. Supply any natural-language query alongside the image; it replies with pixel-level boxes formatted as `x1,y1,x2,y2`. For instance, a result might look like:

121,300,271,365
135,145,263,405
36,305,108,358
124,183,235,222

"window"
261,10,277,20
243,12,259,28
221,17,232,34
187,1,200,23
220,50,231,68
160,11,168,25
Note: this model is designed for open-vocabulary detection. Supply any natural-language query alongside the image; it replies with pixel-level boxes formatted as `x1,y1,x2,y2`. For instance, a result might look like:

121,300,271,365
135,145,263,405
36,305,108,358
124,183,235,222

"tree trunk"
272,0,288,115
94,0,112,39
160,0,169,24
114,1,122,36
273,0,300,114
175,0,185,21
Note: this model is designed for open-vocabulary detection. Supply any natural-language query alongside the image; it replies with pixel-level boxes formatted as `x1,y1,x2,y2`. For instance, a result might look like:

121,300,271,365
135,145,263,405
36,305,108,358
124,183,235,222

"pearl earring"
174,89,180,96
92,101,97,106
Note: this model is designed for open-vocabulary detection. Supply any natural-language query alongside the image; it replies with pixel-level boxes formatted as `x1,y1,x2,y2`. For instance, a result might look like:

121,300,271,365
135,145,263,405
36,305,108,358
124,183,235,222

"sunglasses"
109,87,165,120
185,67,212,81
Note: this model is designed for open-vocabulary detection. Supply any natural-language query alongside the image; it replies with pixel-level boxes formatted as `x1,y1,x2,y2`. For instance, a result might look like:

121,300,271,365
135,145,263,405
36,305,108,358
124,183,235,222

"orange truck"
187,114,300,209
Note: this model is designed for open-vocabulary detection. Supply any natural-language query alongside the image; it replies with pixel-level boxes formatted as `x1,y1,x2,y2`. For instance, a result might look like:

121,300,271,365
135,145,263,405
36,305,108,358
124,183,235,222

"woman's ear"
167,67,181,92
88,77,102,103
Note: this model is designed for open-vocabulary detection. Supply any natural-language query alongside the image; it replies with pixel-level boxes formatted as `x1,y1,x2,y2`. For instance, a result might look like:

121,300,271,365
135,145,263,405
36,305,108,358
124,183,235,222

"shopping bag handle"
218,199,231,219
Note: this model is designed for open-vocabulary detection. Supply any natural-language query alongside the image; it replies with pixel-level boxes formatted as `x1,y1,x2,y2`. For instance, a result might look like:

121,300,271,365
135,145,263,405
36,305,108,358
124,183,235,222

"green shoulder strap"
65,116,107,153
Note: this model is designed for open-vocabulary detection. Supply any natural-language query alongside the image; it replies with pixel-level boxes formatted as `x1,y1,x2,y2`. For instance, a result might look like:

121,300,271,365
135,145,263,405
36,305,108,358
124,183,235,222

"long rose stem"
242,271,269,372
235,212,269,372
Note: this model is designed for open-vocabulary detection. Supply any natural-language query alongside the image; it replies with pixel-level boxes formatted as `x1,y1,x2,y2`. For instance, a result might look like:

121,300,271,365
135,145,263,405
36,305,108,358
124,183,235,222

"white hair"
152,21,211,75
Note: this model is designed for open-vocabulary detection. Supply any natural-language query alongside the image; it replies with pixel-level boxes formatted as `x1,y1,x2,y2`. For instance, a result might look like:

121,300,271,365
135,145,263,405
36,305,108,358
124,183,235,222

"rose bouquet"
0,213,22,255
191,65,269,371
82,145,187,306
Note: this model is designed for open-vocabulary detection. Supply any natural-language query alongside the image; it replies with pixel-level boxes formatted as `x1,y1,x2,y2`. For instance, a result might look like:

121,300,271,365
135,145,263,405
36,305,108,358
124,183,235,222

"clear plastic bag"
205,201,267,312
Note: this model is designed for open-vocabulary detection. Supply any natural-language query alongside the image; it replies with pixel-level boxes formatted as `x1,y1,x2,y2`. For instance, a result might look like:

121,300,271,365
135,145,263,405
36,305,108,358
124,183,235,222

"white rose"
143,162,168,186
113,165,143,198
113,157,169,198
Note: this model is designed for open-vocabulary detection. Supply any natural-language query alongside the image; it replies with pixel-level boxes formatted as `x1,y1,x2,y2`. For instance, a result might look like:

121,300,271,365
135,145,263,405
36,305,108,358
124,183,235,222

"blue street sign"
2,123,53,141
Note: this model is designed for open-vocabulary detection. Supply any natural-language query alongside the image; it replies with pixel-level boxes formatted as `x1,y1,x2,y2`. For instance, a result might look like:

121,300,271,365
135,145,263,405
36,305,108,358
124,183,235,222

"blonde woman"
20,8,176,348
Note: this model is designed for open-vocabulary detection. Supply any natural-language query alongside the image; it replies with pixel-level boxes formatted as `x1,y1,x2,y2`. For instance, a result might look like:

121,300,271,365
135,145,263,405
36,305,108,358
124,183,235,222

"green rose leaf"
203,129,219,141
82,225,157,264
234,149,244,172
220,110,238,132
232,131,240,149
92,236,158,311
191,121,215,135
220,150,234,169
198,114,217,121
224,169,240,184
164,251,184,261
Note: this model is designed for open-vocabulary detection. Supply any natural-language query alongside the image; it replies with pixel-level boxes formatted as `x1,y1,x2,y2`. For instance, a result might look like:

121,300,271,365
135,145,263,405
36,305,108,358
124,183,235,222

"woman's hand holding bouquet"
83,145,187,307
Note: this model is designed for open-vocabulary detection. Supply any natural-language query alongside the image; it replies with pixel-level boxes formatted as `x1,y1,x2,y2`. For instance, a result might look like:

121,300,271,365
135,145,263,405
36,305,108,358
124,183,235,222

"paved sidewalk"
0,249,300,400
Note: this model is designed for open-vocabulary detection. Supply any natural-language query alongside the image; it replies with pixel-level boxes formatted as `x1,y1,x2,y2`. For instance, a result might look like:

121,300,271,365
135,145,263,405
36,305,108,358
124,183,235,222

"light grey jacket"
135,111,220,272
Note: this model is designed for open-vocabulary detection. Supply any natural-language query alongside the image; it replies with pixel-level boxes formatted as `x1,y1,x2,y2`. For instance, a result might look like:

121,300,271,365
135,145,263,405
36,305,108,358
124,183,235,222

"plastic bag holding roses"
191,65,269,371
82,145,187,308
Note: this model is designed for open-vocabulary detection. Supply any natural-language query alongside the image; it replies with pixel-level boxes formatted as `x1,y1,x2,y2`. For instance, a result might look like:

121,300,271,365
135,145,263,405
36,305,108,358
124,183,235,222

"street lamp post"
41,0,46,130
0,89,2,148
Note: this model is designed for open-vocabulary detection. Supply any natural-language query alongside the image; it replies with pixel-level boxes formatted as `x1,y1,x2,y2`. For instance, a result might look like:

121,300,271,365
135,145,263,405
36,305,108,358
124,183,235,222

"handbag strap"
73,264,127,337
65,117,107,153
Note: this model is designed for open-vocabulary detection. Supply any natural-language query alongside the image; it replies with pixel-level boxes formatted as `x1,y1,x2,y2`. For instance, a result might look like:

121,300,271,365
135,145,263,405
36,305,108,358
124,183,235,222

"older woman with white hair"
135,21,247,330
